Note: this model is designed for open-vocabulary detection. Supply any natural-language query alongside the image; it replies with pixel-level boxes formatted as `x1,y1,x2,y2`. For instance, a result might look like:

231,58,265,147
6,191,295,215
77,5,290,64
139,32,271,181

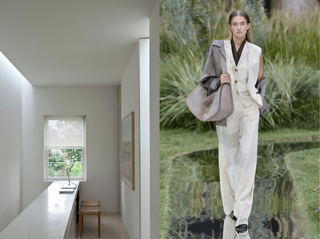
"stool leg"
80,213,83,237
98,212,101,238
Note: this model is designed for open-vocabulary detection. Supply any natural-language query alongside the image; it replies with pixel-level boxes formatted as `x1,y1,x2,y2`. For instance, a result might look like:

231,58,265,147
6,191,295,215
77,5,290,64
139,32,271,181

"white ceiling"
0,0,156,86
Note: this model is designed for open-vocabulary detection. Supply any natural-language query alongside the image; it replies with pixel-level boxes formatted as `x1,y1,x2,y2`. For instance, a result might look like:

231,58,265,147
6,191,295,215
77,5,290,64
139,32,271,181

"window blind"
44,116,84,147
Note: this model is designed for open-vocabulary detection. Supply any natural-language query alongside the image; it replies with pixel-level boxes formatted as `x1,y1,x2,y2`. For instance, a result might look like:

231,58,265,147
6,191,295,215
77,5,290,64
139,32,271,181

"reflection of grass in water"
286,148,320,239
256,143,300,180
172,141,318,181
171,152,219,182
160,128,319,238
167,141,319,238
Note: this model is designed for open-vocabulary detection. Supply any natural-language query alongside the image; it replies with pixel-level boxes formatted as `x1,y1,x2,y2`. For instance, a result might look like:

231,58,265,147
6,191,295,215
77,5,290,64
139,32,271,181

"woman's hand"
220,73,231,85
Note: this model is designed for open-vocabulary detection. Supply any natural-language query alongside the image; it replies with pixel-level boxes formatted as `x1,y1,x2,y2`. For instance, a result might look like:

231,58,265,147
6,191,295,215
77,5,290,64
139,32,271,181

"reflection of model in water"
123,141,132,182
199,10,268,235
223,216,251,239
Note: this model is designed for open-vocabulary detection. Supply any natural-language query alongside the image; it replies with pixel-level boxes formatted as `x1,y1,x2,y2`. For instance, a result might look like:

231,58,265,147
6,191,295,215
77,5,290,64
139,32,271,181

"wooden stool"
80,201,101,237
81,200,100,206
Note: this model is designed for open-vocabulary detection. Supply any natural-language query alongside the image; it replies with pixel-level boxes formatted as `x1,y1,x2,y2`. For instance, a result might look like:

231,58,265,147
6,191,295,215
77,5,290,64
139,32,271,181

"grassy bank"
285,148,320,239
160,127,319,238
160,127,319,157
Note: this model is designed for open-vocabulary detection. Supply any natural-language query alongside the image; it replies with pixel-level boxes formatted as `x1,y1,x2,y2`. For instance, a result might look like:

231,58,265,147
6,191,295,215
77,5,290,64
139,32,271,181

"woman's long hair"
225,10,254,43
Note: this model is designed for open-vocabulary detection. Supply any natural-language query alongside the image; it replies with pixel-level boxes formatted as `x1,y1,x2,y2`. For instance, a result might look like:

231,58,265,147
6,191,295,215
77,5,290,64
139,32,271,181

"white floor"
77,213,129,239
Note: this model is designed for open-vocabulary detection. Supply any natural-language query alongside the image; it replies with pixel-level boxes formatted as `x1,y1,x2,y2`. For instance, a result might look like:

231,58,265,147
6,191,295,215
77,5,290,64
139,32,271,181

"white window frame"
44,115,87,182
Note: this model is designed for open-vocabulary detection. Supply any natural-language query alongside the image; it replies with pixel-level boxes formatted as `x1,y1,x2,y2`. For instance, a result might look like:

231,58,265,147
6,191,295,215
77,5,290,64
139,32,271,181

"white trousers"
216,92,259,227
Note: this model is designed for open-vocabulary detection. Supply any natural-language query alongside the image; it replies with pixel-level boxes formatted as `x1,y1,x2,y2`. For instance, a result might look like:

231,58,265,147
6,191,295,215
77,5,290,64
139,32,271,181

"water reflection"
168,141,319,238
223,216,251,239
223,216,236,239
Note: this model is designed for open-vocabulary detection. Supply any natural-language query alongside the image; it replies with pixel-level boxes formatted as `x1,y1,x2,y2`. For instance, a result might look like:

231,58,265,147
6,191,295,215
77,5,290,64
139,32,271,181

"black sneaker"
235,224,248,233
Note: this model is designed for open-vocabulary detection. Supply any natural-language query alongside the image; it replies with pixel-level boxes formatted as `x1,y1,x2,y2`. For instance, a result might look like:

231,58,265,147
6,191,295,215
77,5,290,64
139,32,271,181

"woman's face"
229,16,250,40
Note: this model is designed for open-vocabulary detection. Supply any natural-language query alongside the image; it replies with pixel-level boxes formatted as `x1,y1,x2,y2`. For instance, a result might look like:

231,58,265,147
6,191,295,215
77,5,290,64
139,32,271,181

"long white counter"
0,181,80,239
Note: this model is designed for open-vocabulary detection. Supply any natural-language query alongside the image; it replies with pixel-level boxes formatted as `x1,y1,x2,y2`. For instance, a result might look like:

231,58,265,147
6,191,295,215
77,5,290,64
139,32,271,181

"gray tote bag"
186,52,234,121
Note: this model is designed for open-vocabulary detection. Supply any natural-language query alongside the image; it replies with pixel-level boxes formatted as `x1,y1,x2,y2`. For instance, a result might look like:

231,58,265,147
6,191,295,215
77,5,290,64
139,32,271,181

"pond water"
168,140,319,239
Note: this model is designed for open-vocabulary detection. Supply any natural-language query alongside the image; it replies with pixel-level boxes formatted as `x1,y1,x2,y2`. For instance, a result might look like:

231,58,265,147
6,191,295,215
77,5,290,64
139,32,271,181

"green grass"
264,6,319,69
160,127,319,157
160,0,319,68
285,148,320,239
160,52,319,130
160,127,319,238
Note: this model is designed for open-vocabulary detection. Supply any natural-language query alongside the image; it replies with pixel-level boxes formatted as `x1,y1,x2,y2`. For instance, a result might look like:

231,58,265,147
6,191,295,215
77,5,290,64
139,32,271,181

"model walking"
199,10,268,234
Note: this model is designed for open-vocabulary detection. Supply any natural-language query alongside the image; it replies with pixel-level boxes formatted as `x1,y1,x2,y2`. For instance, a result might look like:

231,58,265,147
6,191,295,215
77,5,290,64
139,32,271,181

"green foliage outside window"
48,149,82,177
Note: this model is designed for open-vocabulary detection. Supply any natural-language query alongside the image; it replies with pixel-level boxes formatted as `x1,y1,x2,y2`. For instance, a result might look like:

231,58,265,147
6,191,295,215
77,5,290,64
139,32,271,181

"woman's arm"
199,43,221,94
257,51,263,82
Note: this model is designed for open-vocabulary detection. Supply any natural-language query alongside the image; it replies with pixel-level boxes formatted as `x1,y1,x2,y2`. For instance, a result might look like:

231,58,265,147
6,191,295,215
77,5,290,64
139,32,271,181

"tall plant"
160,0,240,58
160,52,319,130
160,0,319,130
261,55,319,129
264,5,319,69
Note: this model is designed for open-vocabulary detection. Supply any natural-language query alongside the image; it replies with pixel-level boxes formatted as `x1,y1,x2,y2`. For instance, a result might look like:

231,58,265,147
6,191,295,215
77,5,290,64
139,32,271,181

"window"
44,116,86,181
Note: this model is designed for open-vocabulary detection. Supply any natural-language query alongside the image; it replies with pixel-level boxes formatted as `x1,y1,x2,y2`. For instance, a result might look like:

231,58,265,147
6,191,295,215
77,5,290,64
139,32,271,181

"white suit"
216,39,261,227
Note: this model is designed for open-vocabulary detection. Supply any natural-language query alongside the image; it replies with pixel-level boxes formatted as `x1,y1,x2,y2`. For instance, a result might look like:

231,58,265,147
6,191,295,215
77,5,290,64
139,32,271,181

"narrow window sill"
44,178,87,182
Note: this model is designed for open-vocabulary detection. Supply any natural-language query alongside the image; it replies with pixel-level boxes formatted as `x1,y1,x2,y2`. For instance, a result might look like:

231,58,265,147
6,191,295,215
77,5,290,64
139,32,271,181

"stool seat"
81,205,100,213
80,201,101,237
81,200,100,206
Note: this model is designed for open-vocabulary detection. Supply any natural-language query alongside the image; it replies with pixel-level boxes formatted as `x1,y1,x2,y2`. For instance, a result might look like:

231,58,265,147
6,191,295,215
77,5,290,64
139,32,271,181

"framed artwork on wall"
121,111,135,190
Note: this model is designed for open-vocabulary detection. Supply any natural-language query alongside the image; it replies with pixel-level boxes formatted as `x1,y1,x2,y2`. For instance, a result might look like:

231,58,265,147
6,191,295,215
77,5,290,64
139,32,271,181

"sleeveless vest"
224,39,263,108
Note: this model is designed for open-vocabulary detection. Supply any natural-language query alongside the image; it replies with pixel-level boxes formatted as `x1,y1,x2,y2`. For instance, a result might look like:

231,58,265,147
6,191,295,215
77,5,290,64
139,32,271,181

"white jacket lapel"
247,42,263,107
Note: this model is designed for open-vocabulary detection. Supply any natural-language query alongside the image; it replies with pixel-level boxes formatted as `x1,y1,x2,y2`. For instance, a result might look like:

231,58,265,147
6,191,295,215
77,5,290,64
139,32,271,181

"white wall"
0,53,23,232
139,38,151,239
22,83,119,212
150,1,160,238
118,86,122,214
121,2,159,238
121,44,140,239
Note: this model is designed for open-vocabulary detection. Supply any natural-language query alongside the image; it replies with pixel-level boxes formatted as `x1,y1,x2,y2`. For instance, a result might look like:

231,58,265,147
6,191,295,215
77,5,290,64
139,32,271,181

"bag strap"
220,51,227,75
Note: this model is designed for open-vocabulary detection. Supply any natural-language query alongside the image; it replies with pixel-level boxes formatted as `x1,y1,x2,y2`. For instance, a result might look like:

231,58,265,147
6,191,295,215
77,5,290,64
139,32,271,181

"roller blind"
44,116,84,147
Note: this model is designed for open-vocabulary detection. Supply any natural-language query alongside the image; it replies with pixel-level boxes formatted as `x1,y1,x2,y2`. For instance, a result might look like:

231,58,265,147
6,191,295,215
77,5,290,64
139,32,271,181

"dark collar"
231,38,247,66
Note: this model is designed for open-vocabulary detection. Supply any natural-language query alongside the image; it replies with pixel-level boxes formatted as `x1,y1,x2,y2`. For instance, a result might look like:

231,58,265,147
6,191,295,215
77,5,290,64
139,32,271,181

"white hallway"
0,1,160,239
